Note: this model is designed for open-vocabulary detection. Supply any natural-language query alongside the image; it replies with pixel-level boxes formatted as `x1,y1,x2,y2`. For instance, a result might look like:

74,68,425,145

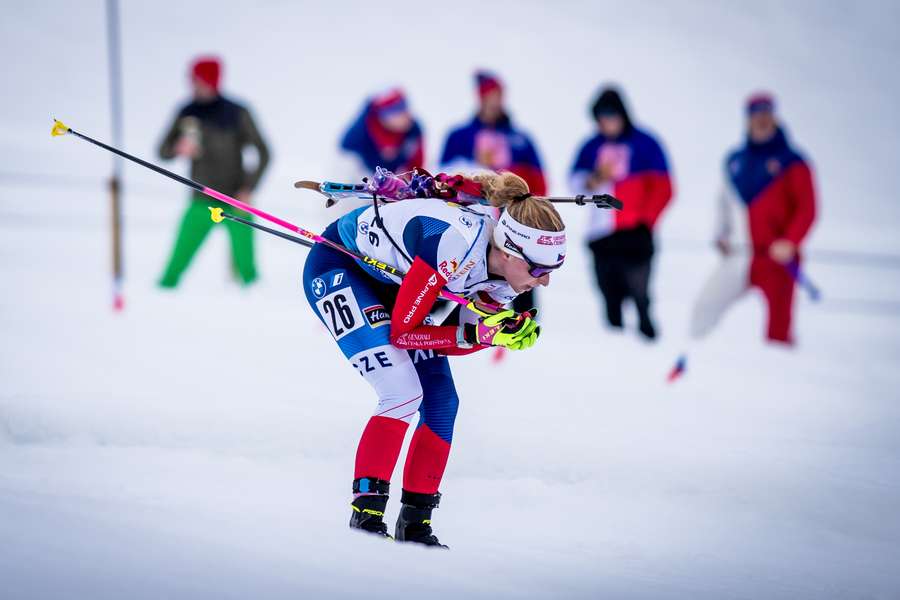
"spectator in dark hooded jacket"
569,87,673,340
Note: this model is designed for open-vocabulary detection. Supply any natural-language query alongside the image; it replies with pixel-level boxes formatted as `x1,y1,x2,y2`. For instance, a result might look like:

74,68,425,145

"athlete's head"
475,172,567,294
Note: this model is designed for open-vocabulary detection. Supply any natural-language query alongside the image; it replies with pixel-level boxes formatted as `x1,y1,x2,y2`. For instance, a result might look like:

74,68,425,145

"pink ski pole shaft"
51,119,496,315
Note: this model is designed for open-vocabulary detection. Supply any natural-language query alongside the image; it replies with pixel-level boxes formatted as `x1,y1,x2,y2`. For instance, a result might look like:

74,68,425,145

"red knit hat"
475,70,503,98
370,88,409,118
190,56,222,91
746,92,775,114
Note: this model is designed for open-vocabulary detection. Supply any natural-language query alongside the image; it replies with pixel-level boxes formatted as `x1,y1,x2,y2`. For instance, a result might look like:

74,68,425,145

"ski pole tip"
51,119,70,137
209,206,225,223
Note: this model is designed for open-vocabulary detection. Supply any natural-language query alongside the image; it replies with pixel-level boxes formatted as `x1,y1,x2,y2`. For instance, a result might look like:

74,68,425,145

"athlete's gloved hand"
459,309,541,350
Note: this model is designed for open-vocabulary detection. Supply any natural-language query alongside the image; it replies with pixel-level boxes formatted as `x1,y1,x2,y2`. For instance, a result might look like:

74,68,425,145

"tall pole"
106,0,125,311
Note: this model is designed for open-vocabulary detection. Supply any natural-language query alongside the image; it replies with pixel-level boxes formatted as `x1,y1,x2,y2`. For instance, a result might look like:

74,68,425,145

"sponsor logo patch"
364,304,391,328
331,272,344,286
403,273,440,324
503,238,523,255
358,221,369,235
501,216,531,240
450,259,477,281
537,234,566,246
459,215,473,228
439,259,458,279
311,277,327,298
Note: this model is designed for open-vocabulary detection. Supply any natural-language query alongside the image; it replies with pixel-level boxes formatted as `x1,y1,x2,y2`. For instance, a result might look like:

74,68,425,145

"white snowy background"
2,1,900,598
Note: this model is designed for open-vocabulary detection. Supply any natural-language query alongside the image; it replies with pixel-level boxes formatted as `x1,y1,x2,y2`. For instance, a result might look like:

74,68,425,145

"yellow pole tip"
209,206,225,223
51,119,70,137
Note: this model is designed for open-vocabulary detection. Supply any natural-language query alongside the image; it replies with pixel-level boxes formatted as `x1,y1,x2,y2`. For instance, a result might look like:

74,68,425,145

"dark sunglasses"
503,233,564,278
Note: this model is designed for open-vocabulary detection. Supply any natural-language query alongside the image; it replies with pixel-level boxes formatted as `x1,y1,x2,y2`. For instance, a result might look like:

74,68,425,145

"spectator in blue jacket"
440,70,548,315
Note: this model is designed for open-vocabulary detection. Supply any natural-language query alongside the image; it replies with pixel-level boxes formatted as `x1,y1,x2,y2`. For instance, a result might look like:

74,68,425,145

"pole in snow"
106,0,125,311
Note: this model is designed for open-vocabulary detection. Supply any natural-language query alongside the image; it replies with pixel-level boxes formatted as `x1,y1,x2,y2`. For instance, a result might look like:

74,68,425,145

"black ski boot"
394,490,448,548
349,478,392,539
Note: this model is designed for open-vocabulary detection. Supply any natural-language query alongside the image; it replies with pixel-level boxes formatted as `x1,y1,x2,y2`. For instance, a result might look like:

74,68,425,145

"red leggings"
749,257,796,343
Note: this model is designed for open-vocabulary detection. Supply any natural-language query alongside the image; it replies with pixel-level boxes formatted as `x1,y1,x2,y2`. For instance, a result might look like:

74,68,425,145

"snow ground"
2,1,900,598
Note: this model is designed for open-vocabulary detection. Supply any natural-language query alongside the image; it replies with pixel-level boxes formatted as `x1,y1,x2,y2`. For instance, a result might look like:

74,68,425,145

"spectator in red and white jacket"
569,87,673,339
689,93,816,344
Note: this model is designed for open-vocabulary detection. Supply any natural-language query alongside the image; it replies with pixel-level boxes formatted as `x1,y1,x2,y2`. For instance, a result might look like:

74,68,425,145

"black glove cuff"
463,323,477,345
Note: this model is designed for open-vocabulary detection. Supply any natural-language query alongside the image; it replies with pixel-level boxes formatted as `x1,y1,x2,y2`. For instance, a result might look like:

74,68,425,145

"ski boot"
349,478,392,539
394,490,448,548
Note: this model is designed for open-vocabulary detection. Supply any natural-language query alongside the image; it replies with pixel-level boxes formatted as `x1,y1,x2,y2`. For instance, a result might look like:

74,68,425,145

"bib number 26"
316,288,364,340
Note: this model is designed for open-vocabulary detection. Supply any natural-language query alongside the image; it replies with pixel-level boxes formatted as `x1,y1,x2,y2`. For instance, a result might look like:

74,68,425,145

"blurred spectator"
570,87,673,340
689,93,816,345
157,56,270,288
335,88,424,191
440,70,547,314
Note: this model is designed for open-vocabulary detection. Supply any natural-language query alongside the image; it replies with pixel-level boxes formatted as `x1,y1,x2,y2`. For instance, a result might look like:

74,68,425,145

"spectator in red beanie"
157,55,271,288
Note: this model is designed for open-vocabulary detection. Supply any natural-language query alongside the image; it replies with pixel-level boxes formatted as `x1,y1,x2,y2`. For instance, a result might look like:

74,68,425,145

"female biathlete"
302,172,567,547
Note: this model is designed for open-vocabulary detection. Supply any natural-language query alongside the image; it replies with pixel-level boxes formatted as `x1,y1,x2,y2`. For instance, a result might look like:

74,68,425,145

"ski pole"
50,119,497,316
208,207,313,249
784,260,821,302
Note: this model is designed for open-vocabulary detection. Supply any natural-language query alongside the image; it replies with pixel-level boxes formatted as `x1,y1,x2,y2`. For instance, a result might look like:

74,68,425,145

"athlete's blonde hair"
473,172,564,233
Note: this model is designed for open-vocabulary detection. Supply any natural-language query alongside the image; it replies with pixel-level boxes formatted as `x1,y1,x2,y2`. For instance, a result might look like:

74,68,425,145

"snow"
2,1,900,598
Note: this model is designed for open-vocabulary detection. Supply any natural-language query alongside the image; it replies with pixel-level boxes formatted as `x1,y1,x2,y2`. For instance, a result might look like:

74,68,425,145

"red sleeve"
642,172,673,228
389,256,460,350
783,162,817,245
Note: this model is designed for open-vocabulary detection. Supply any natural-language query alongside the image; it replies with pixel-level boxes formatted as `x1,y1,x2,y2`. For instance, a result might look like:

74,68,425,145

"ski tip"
208,206,225,223
51,118,70,137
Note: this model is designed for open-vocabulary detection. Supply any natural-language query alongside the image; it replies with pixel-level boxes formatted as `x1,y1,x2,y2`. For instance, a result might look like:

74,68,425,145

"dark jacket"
159,96,270,195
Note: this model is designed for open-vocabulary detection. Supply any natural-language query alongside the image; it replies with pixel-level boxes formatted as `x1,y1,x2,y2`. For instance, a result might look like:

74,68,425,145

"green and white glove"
459,308,541,351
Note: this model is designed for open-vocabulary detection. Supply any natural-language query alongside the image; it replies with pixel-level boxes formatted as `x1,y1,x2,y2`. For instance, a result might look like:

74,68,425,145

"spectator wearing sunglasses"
569,86,673,340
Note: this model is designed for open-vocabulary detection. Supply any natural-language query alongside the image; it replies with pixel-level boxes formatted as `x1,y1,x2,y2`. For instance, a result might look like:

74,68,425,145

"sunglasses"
503,233,564,278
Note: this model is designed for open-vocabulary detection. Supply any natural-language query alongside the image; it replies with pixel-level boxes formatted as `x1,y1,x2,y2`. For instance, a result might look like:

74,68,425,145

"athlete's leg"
402,351,459,495
303,247,421,484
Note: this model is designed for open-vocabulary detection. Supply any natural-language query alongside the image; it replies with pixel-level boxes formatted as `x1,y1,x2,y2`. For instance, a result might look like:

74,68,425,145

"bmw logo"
311,277,327,298
459,215,473,228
